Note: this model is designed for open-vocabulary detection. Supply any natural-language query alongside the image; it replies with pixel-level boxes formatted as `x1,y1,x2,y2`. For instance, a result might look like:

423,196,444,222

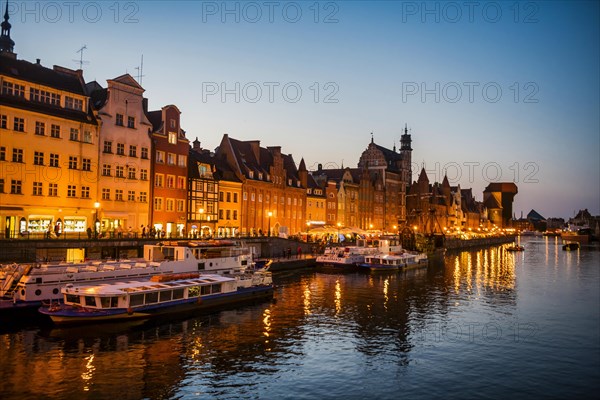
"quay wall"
444,235,516,251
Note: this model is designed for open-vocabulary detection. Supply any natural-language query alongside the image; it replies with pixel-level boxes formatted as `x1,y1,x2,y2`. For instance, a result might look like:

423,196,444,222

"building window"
219,209,224,220
34,151,44,165
127,116,135,128
11,180,22,194
141,147,149,159
176,199,184,212
129,145,137,157
226,192,231,202
102,164,111,176
81,186,90,199
139,192,147,202
0,179,3,193
67,185,77,197
128,190,135,201
168,132,177,144
69,128,79,141
13,117,24,132
12,148,23,163
178,155,187,168
116,143,125,155
49,154,59,167
167,175,175,188
83,131,92,143
35,121,45,136
226,210,231,220
0,115,6,129
156,151,164,163
102,188,110,200
116,166,124,178
115,189,123,201
103,141,112,153
116,114,124,126
233,210,238,220
155,174,164,187
48,183,58,196
51,124,60,138
219,191,224,202
65,96,83,111
128,167,136,179
68,156,78,169
177,176,185,189
82,158,91,171
234,193,238,203
2,81,25,97
166,199,174,212
258,194,262,202
140,169,148,180
154,198,163,211
251,193,255,202
167,153,175,165
249,171,254,179
30,88,60,105
33,182,43,196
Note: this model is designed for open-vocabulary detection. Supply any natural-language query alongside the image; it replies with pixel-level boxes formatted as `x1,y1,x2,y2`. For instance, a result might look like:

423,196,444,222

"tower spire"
0,0,15,56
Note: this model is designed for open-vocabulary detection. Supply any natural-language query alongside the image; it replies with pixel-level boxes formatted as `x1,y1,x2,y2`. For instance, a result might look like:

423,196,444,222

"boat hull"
40,285,274,326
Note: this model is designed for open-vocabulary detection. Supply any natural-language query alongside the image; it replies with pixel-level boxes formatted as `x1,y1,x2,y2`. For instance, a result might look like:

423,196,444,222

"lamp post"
337,222,341,243
94,202,100,239
267,211,272,236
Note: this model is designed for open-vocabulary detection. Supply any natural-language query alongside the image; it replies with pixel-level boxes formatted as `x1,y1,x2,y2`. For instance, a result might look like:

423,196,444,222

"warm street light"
93,202,100,238
267,211,272,236
199,208,205,238
337,222,341,242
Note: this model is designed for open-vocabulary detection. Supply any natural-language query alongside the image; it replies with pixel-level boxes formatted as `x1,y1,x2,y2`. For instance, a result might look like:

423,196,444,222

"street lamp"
267,211,272,236
94,202,100,239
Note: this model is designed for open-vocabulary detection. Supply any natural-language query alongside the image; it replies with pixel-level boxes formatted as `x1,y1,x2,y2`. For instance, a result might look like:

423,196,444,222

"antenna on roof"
73,45,89,70
135,54,145,85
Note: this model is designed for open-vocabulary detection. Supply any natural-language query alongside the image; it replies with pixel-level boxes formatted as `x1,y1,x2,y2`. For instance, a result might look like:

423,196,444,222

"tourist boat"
506,244,525,252
0,240,254,312
561,228,593,244
39,270,273,326
356,238,428,272
316,239,379,268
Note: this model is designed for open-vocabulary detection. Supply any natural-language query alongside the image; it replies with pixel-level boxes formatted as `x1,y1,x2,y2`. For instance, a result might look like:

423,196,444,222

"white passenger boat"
39,270,273,326
0,240,254,312
356,238,428,271
316,239,379,268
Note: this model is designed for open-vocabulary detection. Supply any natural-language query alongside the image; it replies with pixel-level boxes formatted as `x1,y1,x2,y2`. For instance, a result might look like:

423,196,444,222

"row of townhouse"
0,7,415,239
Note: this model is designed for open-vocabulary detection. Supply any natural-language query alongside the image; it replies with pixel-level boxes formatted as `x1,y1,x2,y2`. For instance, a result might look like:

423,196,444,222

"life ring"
127,307,133,315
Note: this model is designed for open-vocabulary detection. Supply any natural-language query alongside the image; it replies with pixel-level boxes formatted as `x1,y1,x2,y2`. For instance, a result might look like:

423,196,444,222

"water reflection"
1,240,597,399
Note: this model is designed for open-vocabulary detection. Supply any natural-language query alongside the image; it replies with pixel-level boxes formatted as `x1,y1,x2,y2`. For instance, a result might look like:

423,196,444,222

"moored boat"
562,242,580,251
506,244,525,252
356,238,428,272
316,239,379,268
39,270,273,326
1,240,253,312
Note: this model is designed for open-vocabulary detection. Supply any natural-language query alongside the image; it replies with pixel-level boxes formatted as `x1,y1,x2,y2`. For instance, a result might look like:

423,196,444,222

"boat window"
201,285,211,295
130,294,144,307
145,292,159,304
84,296,96,307
173,288,184,299
159,290,172,302
66,294,80,304
188,286,200,297
100,296,119,308
197,262,205,271
211,284,221,293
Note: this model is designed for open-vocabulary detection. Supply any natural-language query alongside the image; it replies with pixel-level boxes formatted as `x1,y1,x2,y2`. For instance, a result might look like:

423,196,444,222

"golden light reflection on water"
383,278,389,311
81,353,95,392
303,283,312,315
334,279,342,315
450,246,516,295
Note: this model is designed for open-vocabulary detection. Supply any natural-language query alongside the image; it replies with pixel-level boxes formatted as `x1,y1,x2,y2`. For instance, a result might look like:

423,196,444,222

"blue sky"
7,0,599,219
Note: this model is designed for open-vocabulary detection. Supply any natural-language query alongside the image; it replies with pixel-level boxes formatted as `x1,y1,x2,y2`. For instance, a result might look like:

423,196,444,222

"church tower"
400,123,413,189
0,1,16,58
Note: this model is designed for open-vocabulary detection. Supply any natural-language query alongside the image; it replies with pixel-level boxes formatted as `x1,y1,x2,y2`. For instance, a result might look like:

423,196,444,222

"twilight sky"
6,0,599,219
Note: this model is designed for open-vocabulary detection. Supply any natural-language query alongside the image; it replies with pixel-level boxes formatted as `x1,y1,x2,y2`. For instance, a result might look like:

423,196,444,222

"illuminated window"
178,155,187,167
83,131,92,143
166,199,174,212
155,174,164,187
168,132,177,144
154,198,163,211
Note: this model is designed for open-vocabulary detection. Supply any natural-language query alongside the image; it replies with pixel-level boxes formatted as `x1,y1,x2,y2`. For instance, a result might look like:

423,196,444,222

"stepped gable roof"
0,56,85,94
527,209,546,221
484,195,502,209
574,209,592,220
110,73,144,90
484,182,518,194
372,143,403,172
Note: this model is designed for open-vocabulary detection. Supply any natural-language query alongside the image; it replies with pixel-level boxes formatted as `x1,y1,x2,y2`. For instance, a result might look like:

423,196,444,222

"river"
1,237,598,399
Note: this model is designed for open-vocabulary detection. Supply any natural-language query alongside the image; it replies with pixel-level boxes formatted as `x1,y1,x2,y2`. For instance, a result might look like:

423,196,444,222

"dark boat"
562,242,580,251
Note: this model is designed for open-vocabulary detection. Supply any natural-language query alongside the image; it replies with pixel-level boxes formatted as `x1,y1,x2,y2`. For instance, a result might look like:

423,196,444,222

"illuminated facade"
0,14,100,238
187,142,218,238
216,135,306,236
148,105,189,237
88,75,153,236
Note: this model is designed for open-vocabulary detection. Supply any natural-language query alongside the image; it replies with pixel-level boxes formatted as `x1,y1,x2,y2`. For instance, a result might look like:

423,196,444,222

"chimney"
193,137,201,151
36,58,40,65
